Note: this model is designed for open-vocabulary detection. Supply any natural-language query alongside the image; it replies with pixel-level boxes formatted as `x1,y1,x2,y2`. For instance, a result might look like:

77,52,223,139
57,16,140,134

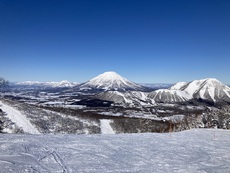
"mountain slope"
149,78,230,103
95,91,155,107
80,71,148,91
0,100,40,134
180,78,230,103
169,82,187,90
148,89,192,103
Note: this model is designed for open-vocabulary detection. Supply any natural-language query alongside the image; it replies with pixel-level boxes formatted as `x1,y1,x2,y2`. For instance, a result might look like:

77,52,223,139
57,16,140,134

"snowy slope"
0,129,230,173
80,71,148,91
96,90,155,106
100,119,115,134
153,78,230,103
0,101,40,134
148,89,192,103
181,78,230,102
169,82,187,90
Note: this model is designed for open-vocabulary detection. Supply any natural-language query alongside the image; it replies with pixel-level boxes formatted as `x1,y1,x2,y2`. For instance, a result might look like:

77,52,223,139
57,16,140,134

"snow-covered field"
0,129,230,173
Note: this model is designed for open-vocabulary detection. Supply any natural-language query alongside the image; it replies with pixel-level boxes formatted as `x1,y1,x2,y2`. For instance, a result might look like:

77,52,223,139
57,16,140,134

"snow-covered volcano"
80,71,148,91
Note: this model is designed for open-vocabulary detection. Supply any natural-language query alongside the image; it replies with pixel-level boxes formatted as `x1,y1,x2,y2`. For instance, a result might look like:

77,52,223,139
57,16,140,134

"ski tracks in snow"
38,147,69,173
0,139,69,173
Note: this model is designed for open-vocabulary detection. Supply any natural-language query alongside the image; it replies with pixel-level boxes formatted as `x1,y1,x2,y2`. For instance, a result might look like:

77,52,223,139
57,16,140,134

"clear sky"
0,0,230,84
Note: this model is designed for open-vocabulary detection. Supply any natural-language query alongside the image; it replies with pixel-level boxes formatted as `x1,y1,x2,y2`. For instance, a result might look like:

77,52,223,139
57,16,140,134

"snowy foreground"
0,129,230,173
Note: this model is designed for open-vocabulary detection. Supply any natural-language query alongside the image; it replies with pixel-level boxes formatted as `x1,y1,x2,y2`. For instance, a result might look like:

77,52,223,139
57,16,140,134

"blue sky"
0,0,230,84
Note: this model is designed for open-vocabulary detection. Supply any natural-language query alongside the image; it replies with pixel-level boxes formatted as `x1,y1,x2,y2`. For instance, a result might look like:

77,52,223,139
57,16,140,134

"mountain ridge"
10,72,230,105
14,80,79,88
149,78,230,103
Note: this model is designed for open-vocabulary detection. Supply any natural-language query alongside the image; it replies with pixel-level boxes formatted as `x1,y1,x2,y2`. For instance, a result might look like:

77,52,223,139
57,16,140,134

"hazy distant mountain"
79,71,149,91
15,80,79,88
140,83,172,89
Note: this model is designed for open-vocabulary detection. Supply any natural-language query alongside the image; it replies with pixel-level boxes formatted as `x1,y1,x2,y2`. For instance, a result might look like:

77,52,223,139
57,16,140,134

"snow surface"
0,129,230,173
100,119,115,134
0,101,40,134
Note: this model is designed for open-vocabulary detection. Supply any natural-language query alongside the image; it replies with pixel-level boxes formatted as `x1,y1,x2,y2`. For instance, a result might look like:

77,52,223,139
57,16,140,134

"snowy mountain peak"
169,82,187,90
55,80,78,87
181,78,223,93
203,78,225,86
180,78,230,102
90,71,127,84
80,71,148,91
150,78,230,103
16,81,42,85
101,71,119,76
170,78,224,92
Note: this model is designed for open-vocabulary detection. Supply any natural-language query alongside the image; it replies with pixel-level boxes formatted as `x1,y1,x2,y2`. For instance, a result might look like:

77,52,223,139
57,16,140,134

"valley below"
1,73,230,135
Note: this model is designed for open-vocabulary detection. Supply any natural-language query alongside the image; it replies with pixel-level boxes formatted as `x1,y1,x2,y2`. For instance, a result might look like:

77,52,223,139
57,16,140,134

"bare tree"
0,77,9,89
